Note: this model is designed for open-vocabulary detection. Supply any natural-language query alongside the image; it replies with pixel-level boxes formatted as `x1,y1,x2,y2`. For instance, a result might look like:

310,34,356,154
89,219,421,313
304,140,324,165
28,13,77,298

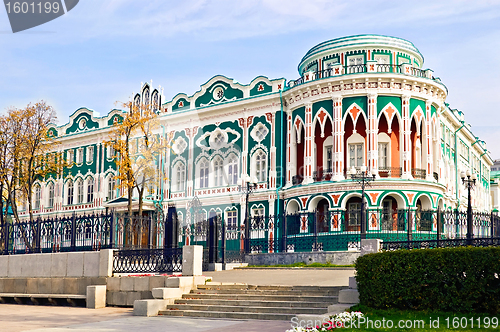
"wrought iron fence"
1,212,113,255
113,248,182,273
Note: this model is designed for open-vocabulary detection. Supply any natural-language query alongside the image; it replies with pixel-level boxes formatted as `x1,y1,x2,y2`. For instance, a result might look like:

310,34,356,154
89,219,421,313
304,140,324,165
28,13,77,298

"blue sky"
1,0,500,157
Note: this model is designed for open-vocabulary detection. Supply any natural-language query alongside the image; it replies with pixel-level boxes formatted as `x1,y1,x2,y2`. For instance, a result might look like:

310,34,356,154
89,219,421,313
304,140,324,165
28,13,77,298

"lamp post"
349,165,375,239
461,169,477,245
238,175,258,253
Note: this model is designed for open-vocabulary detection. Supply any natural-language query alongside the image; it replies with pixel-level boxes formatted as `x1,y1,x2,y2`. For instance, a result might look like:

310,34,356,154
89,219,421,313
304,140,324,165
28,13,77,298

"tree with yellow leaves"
0,101,69,252
106,100,169,217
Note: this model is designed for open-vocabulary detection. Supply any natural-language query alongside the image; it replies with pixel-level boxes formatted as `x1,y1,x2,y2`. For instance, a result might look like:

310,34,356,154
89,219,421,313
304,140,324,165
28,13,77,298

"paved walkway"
204,268,355,286
2,269,353,332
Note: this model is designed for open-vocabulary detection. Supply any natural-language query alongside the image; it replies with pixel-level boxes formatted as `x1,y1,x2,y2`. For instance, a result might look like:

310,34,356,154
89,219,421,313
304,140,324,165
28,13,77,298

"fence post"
3,219,8,255
109,210,115,249
491,212,495,239
221,217,225,264
407,208,412,248
36,217,41,253
147,215,152,249
313,211,318,251
282,213,287,253
71,212,76,251
436,207,441,248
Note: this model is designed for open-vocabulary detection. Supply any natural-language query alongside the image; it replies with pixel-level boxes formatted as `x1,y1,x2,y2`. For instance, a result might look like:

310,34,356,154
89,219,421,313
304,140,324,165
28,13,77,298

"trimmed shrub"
355,247,500,313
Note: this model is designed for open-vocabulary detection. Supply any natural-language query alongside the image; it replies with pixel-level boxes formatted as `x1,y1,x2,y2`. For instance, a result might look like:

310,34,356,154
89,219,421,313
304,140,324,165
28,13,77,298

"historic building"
22,35,493,234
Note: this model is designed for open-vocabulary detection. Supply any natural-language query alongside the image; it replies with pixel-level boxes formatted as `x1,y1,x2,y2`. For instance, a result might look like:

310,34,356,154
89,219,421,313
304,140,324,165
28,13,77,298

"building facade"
22,35,493,239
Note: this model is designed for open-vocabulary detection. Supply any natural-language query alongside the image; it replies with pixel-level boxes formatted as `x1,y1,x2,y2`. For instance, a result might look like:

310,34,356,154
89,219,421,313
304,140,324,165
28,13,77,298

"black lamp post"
238,175,258,253
461,169,476,245
349,165,375,239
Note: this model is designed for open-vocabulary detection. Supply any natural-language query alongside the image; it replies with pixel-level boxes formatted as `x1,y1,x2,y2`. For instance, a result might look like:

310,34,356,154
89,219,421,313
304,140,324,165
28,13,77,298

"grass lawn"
334,305,499,331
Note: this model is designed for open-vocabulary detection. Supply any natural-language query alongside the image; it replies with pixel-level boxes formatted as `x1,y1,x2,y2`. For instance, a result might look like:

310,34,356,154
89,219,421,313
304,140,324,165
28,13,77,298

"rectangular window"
86,146,94,163
76,148,83,164
378,143,388,168
226,210,237,229
325,146,332,171
107,146,115,159
349,143,364,168
348,202,361,226
67,150,74,164
87,179,94,203
48,185,54,208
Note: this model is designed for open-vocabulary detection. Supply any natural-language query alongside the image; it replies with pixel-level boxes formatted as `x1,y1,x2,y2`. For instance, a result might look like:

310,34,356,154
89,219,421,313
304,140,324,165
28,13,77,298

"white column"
303,103,314,184
425,100,434,181
285,110,294,187
367,93,378,175
402,95,412,179
332,96,344,180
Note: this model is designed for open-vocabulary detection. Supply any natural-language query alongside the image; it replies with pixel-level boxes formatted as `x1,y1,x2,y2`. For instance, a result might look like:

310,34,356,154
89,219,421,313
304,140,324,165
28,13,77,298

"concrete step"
182,293,339,303
159,309,296,321
191,289,340,296
197,284,344,294
175,298,330,308
166,304,327,315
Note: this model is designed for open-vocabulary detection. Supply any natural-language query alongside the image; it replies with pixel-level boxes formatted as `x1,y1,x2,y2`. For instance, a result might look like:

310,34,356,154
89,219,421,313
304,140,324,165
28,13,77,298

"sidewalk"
203,268,355,286
2,269,353,331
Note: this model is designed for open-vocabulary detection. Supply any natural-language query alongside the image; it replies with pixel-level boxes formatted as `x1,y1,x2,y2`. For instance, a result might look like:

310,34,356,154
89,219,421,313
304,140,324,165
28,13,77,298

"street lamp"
461,169,477,245
238,175,258,253
349,165,375,239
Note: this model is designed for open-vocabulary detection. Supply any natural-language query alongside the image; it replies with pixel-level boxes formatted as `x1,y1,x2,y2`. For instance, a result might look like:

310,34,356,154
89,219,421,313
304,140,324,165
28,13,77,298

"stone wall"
244,251,360,266
0,277,106,295
0,250,113,278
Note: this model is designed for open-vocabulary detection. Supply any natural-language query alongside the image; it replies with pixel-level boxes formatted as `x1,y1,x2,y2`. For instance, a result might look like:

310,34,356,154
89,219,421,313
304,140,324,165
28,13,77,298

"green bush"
355,247,500,313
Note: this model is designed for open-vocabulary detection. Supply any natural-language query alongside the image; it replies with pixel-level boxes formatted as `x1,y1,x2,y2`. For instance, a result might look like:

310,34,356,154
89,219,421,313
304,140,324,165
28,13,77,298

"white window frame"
198,159,209,188
378,133,391,169
227,155,238,185
174,162,186,191
76,148,84,165
34,185,41,210
107,146,115,159
253,150,267,182
347,133,365,168
226,210,238,229
67,150,74,165
77,179,84,204
87,178,94,203
108,176,116,201
67,180,74,205
213,157,224,187
47,183,54,208
86,146,94,164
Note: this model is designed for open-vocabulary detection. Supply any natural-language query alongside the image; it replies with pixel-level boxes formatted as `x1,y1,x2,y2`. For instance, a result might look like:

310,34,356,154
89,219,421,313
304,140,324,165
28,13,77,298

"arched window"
199,159,209,188
175,162,186,191
67,180,74,205
108,176,116,201
34,185,41,210
76,179,84,204
254,151,267,182
213,157,223,186
228,155,238,185
87,178,94,203
47,183,54,208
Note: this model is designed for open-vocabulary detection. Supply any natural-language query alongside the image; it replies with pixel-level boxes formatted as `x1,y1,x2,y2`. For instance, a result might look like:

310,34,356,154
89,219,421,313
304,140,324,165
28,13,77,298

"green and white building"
23,35,493,230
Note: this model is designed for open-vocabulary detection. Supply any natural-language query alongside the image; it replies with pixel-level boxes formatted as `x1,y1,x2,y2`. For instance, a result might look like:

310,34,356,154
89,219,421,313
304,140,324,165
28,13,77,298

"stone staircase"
159,284,347,320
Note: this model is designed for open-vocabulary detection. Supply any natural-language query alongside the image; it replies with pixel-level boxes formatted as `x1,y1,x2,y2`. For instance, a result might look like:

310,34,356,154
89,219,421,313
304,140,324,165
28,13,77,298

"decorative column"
402,95,412,179
266,112,277,190
185,125,198,197
285,110,294,187
332,96,344,180
367,93,378,175
303,103,314,184
425,100,434,181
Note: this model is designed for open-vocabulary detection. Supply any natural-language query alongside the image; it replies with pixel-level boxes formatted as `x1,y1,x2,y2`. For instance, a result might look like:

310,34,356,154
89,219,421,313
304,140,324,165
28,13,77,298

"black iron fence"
3,208,499,272
113,248,182,273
